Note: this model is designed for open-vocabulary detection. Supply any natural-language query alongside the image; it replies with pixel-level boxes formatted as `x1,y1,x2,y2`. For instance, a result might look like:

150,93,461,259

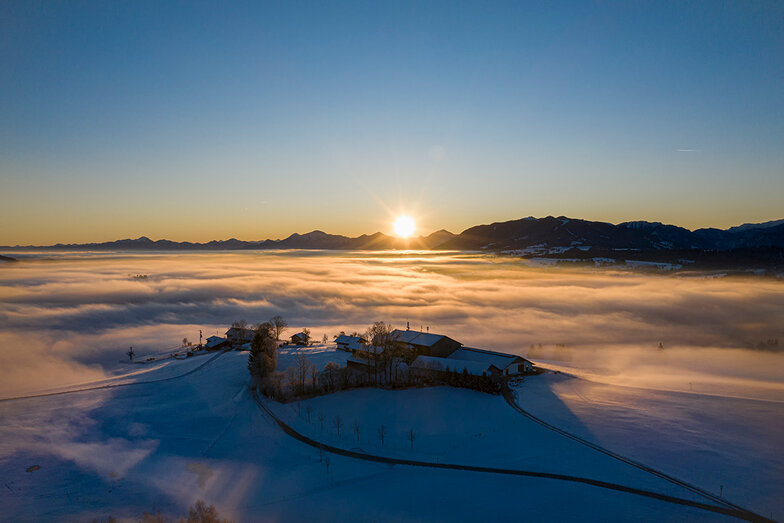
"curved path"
501,382,758,517
251,388,770,522
0,349,231,403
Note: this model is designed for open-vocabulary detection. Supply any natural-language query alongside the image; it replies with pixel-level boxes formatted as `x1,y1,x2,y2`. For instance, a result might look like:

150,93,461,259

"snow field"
0,351,748,521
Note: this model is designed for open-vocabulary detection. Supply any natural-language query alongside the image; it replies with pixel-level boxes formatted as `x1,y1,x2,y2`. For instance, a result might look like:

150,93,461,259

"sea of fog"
1,250,783,400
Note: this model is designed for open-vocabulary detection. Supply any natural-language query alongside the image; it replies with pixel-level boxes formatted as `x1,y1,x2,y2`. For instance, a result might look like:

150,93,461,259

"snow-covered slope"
514,372,784,519
0,352,753,521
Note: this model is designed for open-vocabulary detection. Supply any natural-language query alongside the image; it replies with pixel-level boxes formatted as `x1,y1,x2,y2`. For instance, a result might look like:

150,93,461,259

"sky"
1,1,783,245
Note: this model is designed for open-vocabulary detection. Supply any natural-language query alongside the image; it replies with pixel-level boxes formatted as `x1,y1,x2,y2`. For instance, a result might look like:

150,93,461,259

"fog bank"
1,251,782,397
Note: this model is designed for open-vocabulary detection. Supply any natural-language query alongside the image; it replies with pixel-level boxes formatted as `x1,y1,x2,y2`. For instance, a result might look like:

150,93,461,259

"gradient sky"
1,1,783,245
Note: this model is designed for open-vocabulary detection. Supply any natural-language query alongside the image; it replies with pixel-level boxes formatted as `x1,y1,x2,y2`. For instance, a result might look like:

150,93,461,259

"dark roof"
390,329,459,347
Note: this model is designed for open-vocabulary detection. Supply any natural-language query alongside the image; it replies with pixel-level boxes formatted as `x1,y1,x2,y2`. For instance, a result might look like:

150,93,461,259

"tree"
323,362,339,392
182,337,189,347
184,499,232,523
364,321,393,384
334,415,342,436
305,404,313,422
232,319,249,345
322,333,328,344
301,328,311,345
318,411,325,430
295,352,309,394
377,425,386,446
248,322,277,380
353,419,360,441
270,315,288,341
407,428,415,449
308,361,319,390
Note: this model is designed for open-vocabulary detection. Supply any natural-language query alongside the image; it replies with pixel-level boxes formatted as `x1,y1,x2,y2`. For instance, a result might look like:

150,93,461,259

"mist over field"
1,251,782,398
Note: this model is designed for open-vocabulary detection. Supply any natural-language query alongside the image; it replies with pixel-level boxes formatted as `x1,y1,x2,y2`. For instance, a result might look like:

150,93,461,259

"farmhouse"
225,327,253,345
290,332,309,345
447,347,533,376
411,355,499,378
335,334,366,352
205,336,229,350
390,329,462,358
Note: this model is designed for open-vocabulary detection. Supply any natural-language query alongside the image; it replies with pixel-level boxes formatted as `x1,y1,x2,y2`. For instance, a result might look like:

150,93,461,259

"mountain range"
3,216,783,253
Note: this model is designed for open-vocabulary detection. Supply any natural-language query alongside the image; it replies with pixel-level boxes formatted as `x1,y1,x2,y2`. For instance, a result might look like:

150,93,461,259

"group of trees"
361,321,416,385
411,366,501,395
233,315,288,342
247,323,277,377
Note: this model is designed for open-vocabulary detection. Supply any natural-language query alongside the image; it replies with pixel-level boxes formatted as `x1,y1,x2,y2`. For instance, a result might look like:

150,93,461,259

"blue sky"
1,1,782,244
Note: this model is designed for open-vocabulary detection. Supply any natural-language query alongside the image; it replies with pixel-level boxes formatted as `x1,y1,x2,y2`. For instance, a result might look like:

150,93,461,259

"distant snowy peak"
438,216,784,252
728,219,784,233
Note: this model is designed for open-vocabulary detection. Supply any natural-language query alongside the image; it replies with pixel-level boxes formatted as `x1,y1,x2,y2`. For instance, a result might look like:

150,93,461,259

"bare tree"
270,315,288,341
334,415,342,436
295,352,308,394
308,361,319,390
182,337,189,346
323,362,339,392
232,319,249,345
322,333,328,344
377,425,386,446
407,428,415,449
365,321,394,385
353,419,360,441
301,328,311,345
305,404,312,422
318,412,324,430
324,454,330,474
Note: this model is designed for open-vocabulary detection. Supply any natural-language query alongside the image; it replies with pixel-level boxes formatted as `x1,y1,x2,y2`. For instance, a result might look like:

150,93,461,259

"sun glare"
393,215,416,238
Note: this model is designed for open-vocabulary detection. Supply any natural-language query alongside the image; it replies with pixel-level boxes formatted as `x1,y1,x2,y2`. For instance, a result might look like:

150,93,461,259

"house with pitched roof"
390,328,462,358
447,346,533,376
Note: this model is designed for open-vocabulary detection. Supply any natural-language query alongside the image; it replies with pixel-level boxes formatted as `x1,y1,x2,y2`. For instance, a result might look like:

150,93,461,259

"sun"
393,215,416,238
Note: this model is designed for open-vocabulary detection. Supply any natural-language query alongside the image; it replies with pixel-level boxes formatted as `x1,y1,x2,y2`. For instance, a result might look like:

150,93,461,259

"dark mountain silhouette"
8,230,457,251
437,216,784,251
2,217,783,258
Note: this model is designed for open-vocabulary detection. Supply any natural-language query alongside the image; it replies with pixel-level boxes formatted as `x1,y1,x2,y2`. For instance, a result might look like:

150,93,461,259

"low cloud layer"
1,251,783,396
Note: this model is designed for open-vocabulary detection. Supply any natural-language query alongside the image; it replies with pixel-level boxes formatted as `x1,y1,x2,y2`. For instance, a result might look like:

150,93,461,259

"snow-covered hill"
1,350,779,521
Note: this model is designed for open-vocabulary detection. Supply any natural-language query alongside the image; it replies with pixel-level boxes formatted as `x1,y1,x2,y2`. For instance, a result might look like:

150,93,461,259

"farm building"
447,347,533,376
390,329,462,358
335,334,367,352
205,336,229,351
225,327,254,345
290,332,310,345
410,355,500,378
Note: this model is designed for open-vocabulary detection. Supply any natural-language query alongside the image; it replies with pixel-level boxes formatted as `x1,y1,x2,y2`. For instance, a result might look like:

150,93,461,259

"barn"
290,332,309,345
390,329,462,357
410,355,500,378
225,327,254,346
447,347,533,376
335,334,367,352
205,336,229,351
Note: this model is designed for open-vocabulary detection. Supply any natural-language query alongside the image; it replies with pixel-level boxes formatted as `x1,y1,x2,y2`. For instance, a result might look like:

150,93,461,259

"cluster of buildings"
204,323,534,380
337,328,533,378
204,327,311,351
